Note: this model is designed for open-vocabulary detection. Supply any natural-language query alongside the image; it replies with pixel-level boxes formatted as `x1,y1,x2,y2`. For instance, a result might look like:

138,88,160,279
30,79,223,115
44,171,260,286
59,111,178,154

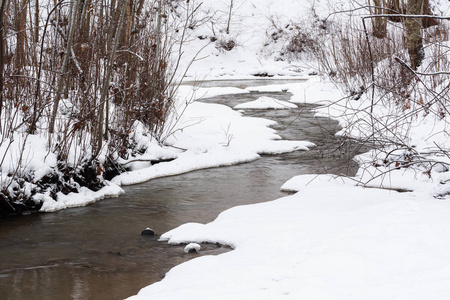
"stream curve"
0,80,363,300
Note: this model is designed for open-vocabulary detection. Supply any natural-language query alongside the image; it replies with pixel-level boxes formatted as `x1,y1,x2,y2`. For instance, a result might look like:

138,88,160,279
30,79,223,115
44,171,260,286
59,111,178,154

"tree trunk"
0,0,6,125
34,0,39,43
370,0,387,39
121,0,132,47
405,0,424,70
94,0,127,157
226,0,234,34
49,0,79,134
14,0,30,73
386,0,404,22
421,0,438,28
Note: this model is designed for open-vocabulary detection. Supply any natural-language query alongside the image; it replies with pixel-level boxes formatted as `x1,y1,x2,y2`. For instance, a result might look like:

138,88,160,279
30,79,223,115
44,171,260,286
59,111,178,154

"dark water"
0,80,366,300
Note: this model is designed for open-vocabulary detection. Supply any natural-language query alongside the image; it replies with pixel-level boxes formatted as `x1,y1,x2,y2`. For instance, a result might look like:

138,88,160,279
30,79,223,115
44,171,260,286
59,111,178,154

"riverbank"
0,81,351,300
2,0,328,216
5,0,450,297
36,80,315,213
127,79,450,300
128,0,450,295
129,174,450,300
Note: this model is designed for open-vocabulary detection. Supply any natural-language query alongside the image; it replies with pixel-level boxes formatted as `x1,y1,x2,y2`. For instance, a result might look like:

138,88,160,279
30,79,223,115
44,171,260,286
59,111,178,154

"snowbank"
245,77,346,105
126,77,450,300
234,96,297,110
128,173,450,300
125,42,450,300
36,83,313,211
174,0,334,81
39,182,124,212
125,0,450,298
112,92,313,186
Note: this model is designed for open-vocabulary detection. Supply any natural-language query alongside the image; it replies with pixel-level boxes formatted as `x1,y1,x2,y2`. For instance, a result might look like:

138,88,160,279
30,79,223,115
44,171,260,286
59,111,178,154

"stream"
0,79,365,300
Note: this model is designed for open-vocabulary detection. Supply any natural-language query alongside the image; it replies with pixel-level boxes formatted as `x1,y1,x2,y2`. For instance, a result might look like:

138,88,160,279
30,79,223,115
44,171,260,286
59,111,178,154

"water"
0,80,366,300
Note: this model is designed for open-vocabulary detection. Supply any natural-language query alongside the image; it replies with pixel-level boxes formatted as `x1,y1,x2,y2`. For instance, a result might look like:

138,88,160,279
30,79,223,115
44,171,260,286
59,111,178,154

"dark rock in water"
141,228,155,236
107,251,122,256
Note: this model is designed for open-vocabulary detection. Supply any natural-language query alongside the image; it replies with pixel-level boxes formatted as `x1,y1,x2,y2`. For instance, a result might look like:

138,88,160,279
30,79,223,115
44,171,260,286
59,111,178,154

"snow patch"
234,96,297,110
184,243,201,253
39,182,124,212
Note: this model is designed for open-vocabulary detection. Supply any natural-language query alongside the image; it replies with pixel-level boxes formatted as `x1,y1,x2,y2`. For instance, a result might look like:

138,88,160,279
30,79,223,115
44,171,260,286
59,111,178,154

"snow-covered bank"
128,176,450,300
126,76,450,300
122,81,450,299
125,0,450,298
38,182,125,212
39,85,313,212
173,0,334,81
15,0,326,213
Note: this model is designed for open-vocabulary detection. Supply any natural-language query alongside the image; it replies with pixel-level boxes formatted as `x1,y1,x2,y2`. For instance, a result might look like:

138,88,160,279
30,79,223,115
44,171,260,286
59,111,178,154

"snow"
245,77,346,105
39,182,124,212
125,0,450,299
111,98,314,186
128,176,450,300
37,79,313,211
280,174,356,193
173,0,327,81
184,243,201,253
11,0,450,298
0,134,57,183
124,79,450,300
176,85,250,100
234,96,297,110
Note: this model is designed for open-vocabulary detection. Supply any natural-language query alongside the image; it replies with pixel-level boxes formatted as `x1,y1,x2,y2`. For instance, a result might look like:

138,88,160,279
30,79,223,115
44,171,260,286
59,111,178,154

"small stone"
184,243,201,253
141,228,155,236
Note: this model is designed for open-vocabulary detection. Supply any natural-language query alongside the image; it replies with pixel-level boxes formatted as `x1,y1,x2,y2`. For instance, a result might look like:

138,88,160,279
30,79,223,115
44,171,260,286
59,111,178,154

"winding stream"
0,80,364,300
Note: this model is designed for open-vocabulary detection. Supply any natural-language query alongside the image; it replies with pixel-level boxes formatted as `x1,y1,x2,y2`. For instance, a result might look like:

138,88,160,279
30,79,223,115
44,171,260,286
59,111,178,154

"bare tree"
405,0,424,70
307,0,450,189
0,0,6,122
370,0,387,38
14,0,30,73
0,0,191,215
226,0,234,34
94,0,127,157
49,0,79,135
